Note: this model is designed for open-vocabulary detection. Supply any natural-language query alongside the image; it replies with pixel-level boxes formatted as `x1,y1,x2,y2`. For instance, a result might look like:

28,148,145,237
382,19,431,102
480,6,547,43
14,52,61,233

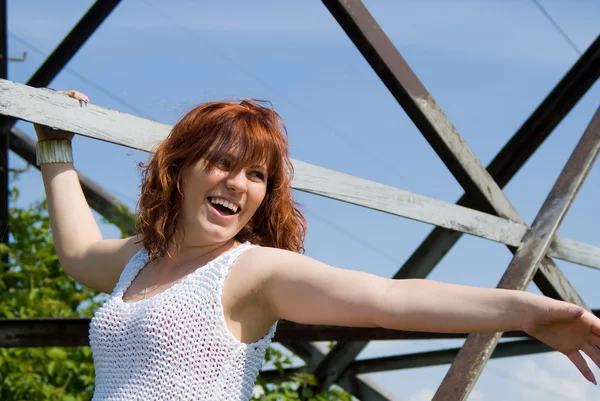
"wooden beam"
0,80,171,151
432,106,600,401
292,159,525,246
0,79,598,270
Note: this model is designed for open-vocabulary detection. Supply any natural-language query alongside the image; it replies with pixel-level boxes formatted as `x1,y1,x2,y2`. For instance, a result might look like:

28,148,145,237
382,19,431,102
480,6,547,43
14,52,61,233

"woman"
35,90,600,400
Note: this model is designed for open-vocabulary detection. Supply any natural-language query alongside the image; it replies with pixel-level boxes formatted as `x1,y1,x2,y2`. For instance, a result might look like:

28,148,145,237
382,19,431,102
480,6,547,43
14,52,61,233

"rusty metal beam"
432,106,600,401
313,0,593,391
0,0,7,251
0,318,91,348
2,318,554,348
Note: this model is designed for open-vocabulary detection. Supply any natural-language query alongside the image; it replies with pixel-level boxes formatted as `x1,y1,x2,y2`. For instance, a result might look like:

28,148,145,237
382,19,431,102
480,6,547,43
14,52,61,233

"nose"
225,169,248,193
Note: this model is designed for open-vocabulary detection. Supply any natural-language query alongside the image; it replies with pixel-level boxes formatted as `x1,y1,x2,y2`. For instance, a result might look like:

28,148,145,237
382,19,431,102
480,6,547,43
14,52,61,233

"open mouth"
207,196,241,216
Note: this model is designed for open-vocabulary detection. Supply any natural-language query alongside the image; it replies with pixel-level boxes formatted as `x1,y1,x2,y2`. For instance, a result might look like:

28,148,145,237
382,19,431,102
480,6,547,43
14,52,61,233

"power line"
529,0,582,55
302,204,401,265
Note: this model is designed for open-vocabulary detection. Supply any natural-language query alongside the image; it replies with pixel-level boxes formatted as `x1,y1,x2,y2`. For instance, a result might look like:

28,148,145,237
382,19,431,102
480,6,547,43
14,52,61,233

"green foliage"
0,188,100,400
253,344,353,401
0,186,353,400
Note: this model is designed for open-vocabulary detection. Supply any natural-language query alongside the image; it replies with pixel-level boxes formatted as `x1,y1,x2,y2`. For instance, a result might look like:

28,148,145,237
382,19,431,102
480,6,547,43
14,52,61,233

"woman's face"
177,152,268,247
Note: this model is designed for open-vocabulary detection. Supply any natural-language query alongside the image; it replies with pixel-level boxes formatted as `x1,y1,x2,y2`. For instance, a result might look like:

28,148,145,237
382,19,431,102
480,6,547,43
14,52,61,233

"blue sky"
7,0,600,400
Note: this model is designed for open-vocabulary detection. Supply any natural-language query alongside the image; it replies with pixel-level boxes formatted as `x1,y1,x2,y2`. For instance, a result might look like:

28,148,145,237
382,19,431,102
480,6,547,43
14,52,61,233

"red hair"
136,99,306,261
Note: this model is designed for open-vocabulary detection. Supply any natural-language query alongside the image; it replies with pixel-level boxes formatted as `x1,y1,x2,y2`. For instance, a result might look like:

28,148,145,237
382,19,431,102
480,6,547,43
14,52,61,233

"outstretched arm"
248,247,600,384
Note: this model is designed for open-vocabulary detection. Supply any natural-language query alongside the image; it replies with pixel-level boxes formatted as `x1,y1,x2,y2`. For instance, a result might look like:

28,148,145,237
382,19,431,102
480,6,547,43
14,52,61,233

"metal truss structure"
0,1,599,400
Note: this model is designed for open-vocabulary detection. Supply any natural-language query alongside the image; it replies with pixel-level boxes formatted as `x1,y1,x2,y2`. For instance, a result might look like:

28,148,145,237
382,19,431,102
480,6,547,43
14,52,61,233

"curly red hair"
136,99,306,261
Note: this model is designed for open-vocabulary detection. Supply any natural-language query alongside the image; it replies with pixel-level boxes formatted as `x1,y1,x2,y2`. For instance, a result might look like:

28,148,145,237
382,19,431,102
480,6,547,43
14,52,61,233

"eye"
215,156,232,170
250,170,266,182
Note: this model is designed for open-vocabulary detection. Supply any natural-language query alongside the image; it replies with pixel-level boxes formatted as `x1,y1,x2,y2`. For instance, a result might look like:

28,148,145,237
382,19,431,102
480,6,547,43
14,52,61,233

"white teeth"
209,197,239,213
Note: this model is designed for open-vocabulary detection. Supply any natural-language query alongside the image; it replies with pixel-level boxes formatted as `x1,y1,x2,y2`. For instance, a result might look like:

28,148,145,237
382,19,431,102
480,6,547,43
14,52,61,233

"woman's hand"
34,90,89,141
522,298,600,384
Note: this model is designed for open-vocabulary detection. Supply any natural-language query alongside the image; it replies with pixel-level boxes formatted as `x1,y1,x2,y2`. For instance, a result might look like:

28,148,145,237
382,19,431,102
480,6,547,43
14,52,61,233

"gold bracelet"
36,139,73,165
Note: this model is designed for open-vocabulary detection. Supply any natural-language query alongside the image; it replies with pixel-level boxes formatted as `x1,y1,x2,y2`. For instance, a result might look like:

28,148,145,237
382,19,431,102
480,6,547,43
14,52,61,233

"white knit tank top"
89,242,277,401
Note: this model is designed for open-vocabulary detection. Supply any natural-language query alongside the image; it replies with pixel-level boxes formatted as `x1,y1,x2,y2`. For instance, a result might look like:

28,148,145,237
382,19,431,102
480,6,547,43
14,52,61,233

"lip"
207,202,239,221
207,195,242,212
206,196,243,221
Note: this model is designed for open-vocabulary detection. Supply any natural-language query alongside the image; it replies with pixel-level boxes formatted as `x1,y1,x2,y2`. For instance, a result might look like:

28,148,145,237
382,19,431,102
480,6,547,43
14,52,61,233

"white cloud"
406,386,483,401
469,389,484,401
508,353,598,401
407,387,435,401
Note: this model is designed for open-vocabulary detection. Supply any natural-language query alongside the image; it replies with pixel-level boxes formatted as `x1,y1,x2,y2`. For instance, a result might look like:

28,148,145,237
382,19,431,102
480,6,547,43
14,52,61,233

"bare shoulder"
230,246,283,284
224,247,298,301
233,246,310,280
231,245,342,293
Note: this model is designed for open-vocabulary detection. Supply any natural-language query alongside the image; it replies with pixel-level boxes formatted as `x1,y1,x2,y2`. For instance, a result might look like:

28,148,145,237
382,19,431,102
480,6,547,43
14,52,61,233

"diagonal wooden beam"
432,106,600,400
312,0,594,391
320,0,521,222
390,34,600,281
26,0,121,89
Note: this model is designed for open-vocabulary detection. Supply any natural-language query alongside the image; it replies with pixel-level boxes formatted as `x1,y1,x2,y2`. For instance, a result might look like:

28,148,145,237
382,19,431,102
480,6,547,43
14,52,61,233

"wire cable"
529,0,582,55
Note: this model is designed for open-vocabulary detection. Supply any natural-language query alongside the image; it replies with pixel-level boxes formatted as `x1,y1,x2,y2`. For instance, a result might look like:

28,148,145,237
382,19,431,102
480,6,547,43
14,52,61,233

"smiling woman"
136,99,306,261
33,90,600,401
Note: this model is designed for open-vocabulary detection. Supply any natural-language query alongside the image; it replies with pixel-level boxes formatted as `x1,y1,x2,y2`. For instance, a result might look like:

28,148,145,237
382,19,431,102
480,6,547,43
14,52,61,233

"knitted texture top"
89,242,277,400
